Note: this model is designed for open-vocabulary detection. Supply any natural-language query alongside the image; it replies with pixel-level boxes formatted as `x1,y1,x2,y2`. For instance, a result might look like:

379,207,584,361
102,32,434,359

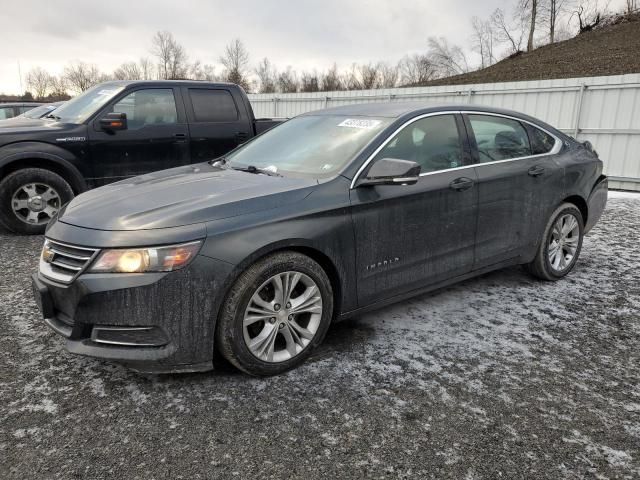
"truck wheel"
0,168,74,235
525,203,584,281
216,251,334,376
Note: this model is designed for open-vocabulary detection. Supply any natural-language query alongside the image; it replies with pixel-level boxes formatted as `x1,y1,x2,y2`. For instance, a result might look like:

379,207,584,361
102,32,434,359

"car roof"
300,101,568,139
0,102,43,107
98,80,239,89
301,101,536,120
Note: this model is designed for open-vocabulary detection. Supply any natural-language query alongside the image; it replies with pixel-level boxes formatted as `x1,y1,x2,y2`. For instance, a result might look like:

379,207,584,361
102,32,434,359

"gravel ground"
1,193,639,480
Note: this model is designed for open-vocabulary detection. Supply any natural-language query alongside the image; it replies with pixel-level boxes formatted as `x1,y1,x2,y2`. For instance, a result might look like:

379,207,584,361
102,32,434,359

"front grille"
39,239,100,284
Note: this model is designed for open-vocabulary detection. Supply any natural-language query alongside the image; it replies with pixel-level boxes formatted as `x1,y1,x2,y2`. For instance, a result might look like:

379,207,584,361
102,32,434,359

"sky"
0,0,628,94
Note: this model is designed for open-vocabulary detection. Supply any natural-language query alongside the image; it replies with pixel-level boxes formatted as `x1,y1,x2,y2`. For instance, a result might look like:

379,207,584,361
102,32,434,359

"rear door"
183,87,253,162
464,113,564,269
88,87,190,183
350,113,478,306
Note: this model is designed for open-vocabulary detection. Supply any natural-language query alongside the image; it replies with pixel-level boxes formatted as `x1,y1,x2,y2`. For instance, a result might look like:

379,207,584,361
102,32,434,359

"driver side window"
110,89,177,130
372,114,464,174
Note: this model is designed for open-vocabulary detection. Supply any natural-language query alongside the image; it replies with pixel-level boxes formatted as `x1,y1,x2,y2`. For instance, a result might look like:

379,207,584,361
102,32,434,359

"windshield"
225,115,392,177
50,84,125,123
23,104,57,119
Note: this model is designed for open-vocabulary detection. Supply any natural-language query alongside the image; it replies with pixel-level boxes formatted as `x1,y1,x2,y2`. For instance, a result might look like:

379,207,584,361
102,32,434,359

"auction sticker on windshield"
338,118,382,129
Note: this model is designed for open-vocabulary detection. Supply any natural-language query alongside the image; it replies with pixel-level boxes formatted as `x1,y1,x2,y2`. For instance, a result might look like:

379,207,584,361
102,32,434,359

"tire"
0,168,74,235
525,202,584,281
216,251,334,376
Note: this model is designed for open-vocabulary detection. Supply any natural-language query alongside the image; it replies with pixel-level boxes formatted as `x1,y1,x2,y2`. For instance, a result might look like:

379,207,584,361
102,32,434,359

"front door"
464,113,565,268
88,87,190,185
350,113,478,306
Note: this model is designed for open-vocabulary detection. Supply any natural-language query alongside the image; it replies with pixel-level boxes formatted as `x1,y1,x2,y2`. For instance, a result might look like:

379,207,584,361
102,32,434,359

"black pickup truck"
0,80,282,234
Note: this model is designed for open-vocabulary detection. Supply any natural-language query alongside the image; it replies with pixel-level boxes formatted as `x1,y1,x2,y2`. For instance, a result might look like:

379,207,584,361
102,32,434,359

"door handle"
449,177,474,191
173,133,187,143
236,131,249,139
528,165,545,177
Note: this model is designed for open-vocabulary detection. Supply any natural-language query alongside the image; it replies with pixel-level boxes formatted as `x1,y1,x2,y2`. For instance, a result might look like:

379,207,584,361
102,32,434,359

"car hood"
0,118,72,134
58,164,317,231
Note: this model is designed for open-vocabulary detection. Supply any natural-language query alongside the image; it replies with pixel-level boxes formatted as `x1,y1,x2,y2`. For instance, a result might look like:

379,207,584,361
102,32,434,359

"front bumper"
33,254,234,373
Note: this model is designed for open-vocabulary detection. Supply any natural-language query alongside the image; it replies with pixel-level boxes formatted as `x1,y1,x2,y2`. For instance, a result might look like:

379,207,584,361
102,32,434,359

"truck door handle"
528,165,545,177
236,131,249,139
449,177,474,191
173,133,187,143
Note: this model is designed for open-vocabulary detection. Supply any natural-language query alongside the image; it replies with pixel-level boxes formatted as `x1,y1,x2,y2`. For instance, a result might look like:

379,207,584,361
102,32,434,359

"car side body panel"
31,102,607,373
0,138,89,192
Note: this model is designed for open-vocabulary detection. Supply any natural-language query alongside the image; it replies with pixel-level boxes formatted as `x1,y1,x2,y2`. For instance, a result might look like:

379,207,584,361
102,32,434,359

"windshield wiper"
231,165,282,177
44,114,61,120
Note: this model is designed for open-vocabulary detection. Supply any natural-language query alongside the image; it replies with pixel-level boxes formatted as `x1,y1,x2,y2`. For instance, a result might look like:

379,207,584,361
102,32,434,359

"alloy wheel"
548,213,580,272
243,271,323,363
11,183,61,225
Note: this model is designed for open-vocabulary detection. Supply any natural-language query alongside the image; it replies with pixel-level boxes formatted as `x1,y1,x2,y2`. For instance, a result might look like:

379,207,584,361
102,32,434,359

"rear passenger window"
527,125,557,154
373,114,465,173
468,114,531,162
188,89,239,122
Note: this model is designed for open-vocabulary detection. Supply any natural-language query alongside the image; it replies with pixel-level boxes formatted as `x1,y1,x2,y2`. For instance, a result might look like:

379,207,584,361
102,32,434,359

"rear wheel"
526,203,584,281
216,251,333,376
0,168,74,235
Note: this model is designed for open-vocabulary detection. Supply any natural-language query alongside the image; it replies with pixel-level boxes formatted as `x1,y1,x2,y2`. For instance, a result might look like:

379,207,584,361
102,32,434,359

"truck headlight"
89,241,202,273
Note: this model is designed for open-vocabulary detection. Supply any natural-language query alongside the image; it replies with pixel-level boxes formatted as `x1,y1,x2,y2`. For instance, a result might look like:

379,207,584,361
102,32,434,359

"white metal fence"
249,73,640,191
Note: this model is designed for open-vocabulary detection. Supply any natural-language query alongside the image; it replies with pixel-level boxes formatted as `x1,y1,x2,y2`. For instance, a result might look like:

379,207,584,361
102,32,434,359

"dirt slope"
422,13,640,86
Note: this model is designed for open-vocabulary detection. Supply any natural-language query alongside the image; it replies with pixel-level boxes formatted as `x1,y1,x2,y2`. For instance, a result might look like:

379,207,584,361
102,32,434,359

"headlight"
89,241,202,273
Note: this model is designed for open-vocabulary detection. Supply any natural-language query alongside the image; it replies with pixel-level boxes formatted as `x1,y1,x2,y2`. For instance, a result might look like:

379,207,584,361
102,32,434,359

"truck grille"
39,239,100,284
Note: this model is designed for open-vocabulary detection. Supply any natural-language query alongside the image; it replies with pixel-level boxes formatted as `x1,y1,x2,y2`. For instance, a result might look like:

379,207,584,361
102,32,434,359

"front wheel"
216,251,334,376
525,203,584,281
0,168,74,235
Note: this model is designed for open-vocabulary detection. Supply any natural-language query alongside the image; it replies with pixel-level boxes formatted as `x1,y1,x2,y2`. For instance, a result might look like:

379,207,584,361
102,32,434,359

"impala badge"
365,257,400,271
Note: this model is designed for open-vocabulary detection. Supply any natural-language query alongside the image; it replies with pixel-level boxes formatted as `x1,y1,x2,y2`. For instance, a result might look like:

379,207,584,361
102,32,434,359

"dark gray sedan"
32,103,608,376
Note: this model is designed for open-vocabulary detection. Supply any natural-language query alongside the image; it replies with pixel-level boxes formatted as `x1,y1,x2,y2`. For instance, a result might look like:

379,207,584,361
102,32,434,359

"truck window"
0,106,15,120
111,89,177,129
188,89,239,122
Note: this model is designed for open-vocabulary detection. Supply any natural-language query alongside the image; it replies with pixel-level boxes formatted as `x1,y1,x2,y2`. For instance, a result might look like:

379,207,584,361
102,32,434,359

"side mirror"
357,158,421,187
100,112,127,131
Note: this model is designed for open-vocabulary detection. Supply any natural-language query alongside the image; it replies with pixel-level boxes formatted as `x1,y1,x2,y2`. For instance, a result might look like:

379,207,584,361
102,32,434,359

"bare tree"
573,0,603,33
25,67,52,99
255,58,278,93
399,54,437,84
138,57,155,80
220,39,251,90
540,0,568,43
188,61,218,81
521,0,539,51
202,64,218,82
427,37,469,77
64,61,103,93
379,62,400,88
151,31,174,79
277,67,298,93
320,64,342,91
491,8,526,54
626,0,638,13
343,63,362,90
471,16,497,68
151,31,188,79
300,71,320,92
49,75,68,97
358,63,380,89
113,62,142,80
